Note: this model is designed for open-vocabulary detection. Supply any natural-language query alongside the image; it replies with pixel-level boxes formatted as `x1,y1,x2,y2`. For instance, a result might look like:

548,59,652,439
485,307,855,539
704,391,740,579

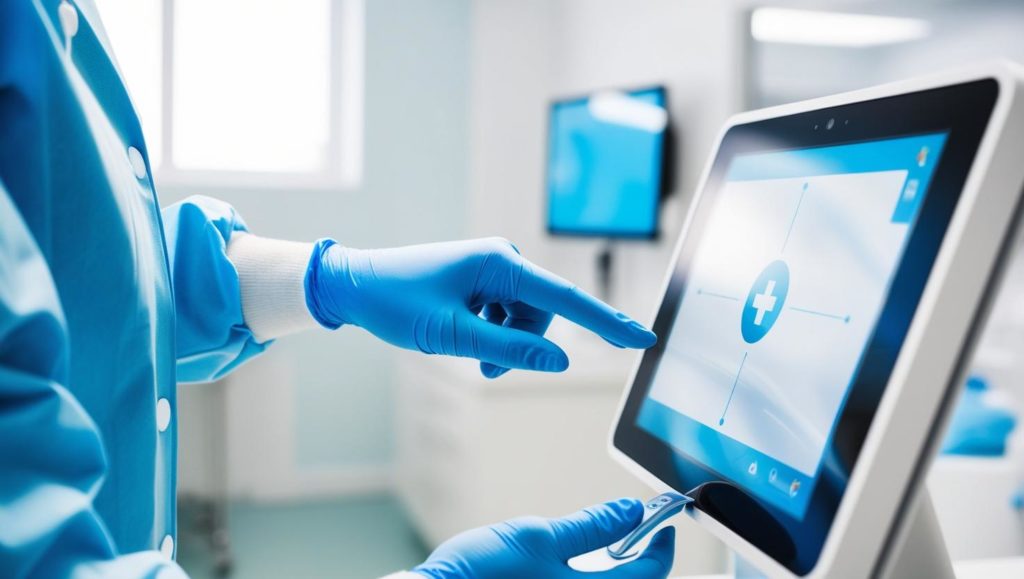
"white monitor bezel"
607,61,1024,578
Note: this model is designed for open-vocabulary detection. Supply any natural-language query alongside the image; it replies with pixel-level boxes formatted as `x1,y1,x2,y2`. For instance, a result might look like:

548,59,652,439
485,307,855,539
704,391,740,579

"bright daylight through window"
93,0,364,188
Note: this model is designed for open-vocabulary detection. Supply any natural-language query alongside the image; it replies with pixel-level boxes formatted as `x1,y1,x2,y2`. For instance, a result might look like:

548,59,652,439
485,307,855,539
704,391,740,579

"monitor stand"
877,491,955,579
596,241,615,303
733,490,954,579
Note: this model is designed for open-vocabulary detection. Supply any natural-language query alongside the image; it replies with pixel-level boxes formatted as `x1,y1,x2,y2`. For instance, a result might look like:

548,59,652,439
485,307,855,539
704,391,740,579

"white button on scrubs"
58,1,79,39
156,398,171,433
128,146,148,180
160,534,175,560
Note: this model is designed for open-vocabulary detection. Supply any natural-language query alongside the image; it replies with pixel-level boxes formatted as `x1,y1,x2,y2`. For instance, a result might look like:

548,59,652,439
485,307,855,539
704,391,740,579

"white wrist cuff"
226,233,320,343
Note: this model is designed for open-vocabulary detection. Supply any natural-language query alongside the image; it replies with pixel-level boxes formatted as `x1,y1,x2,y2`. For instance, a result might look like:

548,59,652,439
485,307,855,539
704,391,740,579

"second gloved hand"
412,498,676,579
304,237,657,377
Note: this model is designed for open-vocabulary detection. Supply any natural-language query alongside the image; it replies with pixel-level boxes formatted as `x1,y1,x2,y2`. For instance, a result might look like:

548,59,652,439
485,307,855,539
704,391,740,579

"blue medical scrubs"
0,1,268,576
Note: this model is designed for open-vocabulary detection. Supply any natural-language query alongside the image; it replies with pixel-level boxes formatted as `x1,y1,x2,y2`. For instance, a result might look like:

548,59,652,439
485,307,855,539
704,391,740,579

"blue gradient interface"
637,133,948,519
547,88,666,236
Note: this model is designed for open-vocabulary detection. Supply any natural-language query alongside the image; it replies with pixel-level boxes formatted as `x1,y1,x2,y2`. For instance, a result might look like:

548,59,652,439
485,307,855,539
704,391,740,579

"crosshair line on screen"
719,350,749,426
781,182,809,254
697,288,740,301
789,305,850,324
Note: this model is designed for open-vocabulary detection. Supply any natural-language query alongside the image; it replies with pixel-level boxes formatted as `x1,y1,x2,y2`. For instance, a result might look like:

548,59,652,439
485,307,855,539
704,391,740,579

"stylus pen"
606,492,694,560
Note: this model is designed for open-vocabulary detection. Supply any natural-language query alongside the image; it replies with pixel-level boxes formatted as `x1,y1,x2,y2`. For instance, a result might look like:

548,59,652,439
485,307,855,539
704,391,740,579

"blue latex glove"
413,498,676,579
941,375,1017,457
305,237,657,378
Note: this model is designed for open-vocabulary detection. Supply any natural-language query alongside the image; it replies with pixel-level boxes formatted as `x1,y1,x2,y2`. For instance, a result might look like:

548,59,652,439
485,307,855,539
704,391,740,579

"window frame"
150,0,365,191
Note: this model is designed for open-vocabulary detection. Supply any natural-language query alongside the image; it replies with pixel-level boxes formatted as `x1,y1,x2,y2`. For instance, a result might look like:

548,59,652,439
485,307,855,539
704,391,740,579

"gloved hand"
412,498,675,579
305,237,657,378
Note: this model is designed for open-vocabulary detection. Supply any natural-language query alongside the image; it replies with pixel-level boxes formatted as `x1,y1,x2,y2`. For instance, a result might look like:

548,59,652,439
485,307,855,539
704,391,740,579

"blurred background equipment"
87,0,1024,577
547,86,670,239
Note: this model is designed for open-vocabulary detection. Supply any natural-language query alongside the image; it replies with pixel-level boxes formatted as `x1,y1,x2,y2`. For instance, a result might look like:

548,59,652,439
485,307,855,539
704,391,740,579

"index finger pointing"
516,259,656,349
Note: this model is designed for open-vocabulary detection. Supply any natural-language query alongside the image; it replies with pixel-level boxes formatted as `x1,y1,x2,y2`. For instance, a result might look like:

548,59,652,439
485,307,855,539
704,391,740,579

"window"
94,0,364,189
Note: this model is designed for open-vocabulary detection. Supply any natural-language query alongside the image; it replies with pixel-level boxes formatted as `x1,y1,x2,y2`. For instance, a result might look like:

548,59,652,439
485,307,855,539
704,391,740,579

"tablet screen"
612,78,1000,574
635,133,947,518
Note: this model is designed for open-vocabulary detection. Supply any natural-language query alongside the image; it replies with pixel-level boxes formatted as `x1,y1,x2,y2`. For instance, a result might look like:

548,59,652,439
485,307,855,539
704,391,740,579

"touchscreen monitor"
635,133,947,519
546,87,668,238
611,78,1000,574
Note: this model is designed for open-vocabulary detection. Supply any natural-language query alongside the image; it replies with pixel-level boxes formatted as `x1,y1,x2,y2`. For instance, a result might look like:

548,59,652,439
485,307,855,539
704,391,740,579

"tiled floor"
177,494,429,579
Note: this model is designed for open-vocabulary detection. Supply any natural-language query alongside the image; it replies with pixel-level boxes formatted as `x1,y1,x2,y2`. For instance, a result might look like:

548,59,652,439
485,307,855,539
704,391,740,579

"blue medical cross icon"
751,280,778,326
742,260,789,344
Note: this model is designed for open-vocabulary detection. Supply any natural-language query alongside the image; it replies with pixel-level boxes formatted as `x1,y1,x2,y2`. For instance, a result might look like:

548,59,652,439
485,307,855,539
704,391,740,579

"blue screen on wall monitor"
636,133,948,518
547,87,667,237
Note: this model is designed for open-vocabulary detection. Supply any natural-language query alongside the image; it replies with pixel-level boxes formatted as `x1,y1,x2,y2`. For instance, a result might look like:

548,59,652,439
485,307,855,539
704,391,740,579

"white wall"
753,0,1024,107
882,2,1024,80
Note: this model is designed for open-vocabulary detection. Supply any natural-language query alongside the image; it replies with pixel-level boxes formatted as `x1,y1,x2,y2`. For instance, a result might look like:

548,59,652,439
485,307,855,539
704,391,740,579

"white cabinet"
394,337,727,575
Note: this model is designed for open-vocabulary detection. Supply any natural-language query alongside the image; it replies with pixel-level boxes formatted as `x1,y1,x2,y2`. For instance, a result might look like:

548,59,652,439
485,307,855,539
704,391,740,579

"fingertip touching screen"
613,79,1000,574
